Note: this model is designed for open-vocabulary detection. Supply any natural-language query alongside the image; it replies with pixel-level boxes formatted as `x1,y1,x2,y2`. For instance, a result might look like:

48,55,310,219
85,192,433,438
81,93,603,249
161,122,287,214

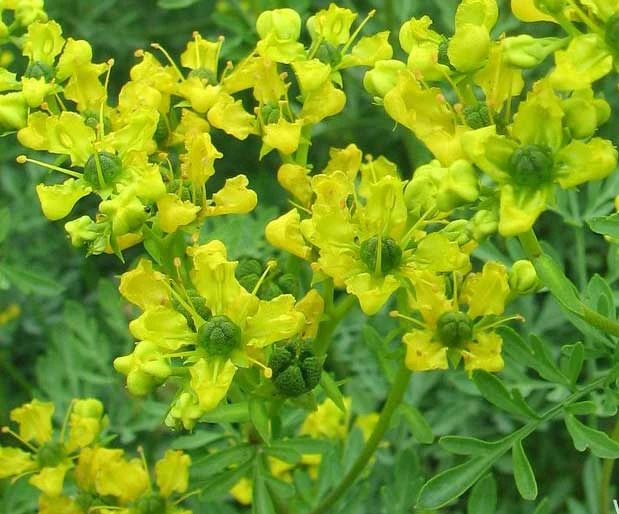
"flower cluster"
0,398,193,514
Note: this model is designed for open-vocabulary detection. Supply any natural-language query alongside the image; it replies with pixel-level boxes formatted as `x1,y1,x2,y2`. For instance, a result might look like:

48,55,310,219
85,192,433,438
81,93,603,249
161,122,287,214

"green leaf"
190,444,256,480
529,334,570,386
399,404,434,444
473,370,538,419
586,274,616,320
253,458,276,514
467,473,497,514
264,445,302,465
512,440,538,500
200,402,250,423
588,212,619,238
533,253,584,316
196,459,255,500
0,262,64,296
564,343,585,386
440,436,499,456
533,497,550,514
319,372,346,412
565,401,597,415
249,398,271,444
565,413,619,458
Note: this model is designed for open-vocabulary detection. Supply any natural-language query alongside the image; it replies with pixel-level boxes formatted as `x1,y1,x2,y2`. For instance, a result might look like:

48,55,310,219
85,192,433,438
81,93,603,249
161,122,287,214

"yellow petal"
10,399,54,445
190,358,237,412
36,179,91,220
119,258,169,310
155,449,191,497
156,193,200,233
403,329,448,371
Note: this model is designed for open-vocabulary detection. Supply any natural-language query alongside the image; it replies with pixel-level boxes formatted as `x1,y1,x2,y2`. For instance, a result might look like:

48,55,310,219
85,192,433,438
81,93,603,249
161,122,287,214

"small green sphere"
134,493,167,514
360,236,402,275
436,311,474,348
188,67,218,84
508,144,554,187
197,315,242,358
315,42,342,67
24,61,55,81
83,152,123,188
36,442,66,468
463,103,491,129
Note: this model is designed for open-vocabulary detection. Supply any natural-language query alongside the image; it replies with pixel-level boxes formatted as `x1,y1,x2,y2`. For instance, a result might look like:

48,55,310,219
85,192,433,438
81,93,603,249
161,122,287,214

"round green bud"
256,8,302,41
300,356,322,391
236,258,263,279
463,103,491,130
360,236,402,275
83,152,122,188
269,340,322,397
188,67,218,84
238,273,260,293
36,442,66,468
268,345,294,376
134,493,166,514
278,273,299,297
82,110,111,134
24,61,54,81
436,311,473,347
508,144,554,187
273,365,307,397
509,259,540,294
197,315,241,358
315,42,342,67
261,282,283,300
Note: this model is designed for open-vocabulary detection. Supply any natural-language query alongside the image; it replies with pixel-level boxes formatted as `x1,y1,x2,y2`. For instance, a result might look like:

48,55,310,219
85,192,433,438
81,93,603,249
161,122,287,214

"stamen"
287,199,312,215
98,59,114,138
59,399,75,444
251,260,277,296
341,9,376,56
247,356,273,378
475,314,524,331
1,426,38,452
389,310,428,330
16,155,83,179
137,446,153,492
151,43,185,81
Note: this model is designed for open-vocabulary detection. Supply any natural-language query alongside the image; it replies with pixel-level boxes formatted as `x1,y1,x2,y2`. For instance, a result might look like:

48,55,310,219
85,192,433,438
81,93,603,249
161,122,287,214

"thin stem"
519,228,619,337
308,364,412,514
295,125,313,166
314,293,357,356
600,417,619,514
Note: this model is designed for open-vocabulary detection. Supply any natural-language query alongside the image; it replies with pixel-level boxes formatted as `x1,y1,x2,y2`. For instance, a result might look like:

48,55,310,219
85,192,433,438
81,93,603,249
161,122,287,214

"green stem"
600,417,619,514
308,364,412,514
295,125,313,166
518,229,619,337
314,293,357,356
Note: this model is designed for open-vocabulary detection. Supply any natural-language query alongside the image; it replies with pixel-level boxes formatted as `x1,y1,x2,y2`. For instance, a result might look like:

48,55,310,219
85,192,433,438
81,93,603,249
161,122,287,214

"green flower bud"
509,259,540,294
470,209,498,241
188,67,218,84
278,273,299,297
606,14,619,55
502,35,562,68
24,61,54,81
256,8,302,41
172,289,211,330
436,311,473,347
260,103,281,125
260,282,283,300
36,442,66,468
83,152,122,189
134,493,166,514
436,159,479,211
360,236,403,275
463,103,491,129
363,59,406,98
441,219,472,246
508,144,554,187
197,315,241,358
315,42,342,67
82,110,111,134
269,340,322,397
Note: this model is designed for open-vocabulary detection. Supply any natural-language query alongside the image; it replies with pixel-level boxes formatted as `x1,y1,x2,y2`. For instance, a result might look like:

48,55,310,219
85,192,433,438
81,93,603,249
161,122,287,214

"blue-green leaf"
512,440,538,500
467,473,497,514
565,413,619,458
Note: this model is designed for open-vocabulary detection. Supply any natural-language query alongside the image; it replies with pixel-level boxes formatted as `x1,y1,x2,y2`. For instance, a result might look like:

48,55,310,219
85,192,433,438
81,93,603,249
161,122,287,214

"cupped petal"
403,329,448,371
497,183,550,237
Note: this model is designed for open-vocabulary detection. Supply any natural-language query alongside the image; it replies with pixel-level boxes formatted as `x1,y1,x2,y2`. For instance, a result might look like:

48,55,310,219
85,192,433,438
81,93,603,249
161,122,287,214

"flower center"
134,493,167,514
83,152,123,189
508,144,554,187
436,311,473,347
268,338,322,397
197,315,241,358
36,442,66,468
360,236,402,275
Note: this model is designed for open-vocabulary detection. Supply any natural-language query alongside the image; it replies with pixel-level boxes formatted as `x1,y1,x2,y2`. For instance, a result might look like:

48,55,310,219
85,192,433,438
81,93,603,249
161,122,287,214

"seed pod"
360,236,402,275
436,311,473,347
508,144,554,187
197,315,241,358
83,152,122,188
268,339,322,397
